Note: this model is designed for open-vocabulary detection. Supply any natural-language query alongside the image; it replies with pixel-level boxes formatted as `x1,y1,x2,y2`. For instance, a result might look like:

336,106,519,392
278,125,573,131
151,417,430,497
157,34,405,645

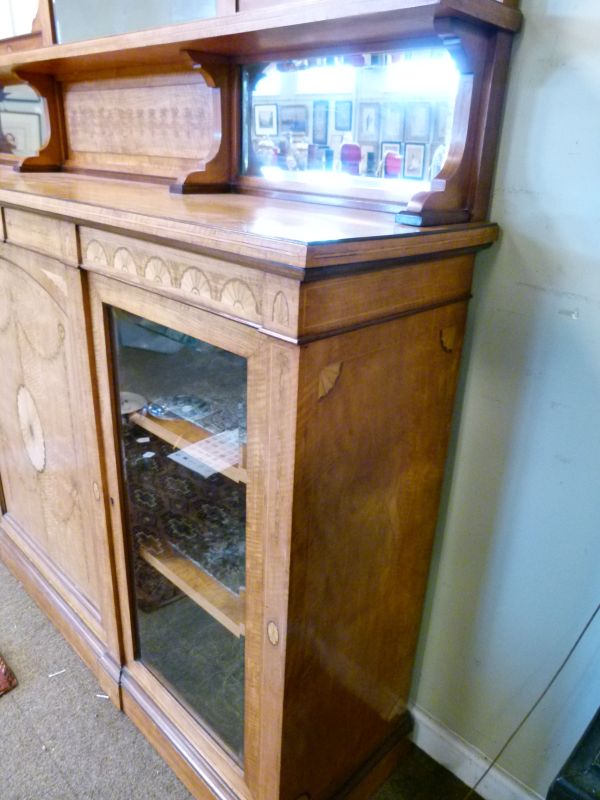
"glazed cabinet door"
88,272,292,800
0,242,118,662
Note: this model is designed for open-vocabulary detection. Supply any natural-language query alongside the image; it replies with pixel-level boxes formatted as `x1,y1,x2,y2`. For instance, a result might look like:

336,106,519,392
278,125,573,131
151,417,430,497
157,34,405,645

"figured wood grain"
0,242,120,661
280,296,471,799
0,171,498,269
298,254,475,339
4,207,77,264
63,70,221,181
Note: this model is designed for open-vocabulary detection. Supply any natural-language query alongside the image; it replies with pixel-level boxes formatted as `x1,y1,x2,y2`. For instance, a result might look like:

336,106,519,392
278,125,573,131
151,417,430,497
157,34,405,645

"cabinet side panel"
281,295,471,798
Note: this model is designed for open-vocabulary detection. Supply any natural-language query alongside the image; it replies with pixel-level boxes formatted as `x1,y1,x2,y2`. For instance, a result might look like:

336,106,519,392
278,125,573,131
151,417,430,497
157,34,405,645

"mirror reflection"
0,84,46,156
0,0,38,40
52,0,217,44
242,48,460,197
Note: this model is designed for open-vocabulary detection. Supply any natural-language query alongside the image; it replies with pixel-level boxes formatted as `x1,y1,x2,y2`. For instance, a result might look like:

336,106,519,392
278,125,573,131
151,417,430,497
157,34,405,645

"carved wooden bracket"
170,51,236,194
398,17,513,226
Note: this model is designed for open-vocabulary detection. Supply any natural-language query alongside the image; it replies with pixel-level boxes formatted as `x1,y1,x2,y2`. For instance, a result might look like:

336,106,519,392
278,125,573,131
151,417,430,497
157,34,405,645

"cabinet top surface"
0,170,497,270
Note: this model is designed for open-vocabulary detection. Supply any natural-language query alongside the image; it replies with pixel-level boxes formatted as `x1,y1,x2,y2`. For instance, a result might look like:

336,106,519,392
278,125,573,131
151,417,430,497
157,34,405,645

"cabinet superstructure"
0,2,521,798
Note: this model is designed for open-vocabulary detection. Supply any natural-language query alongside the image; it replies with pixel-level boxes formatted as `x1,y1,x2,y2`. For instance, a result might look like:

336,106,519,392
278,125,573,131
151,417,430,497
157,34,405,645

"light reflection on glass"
243,49,460,193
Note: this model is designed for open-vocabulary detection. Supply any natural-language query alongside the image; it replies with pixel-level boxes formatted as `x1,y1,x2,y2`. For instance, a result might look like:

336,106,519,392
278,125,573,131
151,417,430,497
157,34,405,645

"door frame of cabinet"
87,271,298,800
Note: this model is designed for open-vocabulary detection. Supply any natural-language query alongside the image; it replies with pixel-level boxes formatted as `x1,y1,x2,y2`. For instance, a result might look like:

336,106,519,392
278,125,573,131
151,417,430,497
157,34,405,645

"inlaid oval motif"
113,247,138,276
144,257,170,285
17,385,46,473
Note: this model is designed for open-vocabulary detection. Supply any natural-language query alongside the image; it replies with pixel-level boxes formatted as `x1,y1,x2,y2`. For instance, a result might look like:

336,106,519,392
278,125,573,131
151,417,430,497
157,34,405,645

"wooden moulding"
0,1,522,75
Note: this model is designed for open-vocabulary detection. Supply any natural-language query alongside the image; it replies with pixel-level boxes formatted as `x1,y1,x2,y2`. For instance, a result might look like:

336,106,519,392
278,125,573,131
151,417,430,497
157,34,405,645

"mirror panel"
0,84,47,156
241,48,460,203
52,0,218,44
0,0,38,40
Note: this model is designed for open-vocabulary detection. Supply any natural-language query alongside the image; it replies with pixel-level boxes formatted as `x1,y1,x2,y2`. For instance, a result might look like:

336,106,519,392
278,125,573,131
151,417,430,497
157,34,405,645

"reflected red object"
384,152,402,177
340,143,361,175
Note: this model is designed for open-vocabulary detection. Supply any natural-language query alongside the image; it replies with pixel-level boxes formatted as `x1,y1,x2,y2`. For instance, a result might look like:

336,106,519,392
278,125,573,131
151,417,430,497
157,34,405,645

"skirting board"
408,704,543,800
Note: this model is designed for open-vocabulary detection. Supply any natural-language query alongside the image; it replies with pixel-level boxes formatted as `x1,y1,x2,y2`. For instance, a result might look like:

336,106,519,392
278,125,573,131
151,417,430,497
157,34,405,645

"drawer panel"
4,207,78,265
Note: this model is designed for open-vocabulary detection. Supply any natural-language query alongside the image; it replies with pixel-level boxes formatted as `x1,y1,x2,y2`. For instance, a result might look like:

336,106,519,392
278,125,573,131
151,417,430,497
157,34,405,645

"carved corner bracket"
397,17,514,227
169,50,237,194
0,70,65,173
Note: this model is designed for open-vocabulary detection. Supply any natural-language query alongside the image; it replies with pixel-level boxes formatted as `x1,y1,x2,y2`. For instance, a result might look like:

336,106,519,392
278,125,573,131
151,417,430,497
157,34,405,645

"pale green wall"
411,0,600,796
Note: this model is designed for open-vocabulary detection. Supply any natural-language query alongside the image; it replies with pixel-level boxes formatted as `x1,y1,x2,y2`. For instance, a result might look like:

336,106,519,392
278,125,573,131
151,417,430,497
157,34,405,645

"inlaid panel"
4,208,78,264
63,70,222,179
0,244,102,627
79,227,300,339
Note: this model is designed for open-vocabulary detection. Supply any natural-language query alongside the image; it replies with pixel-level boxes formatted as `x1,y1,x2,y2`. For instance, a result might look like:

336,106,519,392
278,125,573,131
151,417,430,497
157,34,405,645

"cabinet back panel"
63,70,222,179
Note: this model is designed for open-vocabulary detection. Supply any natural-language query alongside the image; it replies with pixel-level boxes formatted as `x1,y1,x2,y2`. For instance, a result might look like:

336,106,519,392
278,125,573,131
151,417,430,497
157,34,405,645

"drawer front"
3,207,78,265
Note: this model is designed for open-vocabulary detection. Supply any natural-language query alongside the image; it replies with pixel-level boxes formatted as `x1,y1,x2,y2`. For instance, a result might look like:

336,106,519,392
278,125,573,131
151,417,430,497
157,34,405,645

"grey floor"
0,559,479,800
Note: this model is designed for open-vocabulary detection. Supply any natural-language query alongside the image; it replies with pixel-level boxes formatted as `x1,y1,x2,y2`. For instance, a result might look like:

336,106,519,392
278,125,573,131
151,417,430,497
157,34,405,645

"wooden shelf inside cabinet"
138,535,246,639
128,411,247,485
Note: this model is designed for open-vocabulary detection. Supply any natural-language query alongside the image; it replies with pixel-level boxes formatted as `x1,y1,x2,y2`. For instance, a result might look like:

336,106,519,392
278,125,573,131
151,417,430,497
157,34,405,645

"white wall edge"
408,704,544,800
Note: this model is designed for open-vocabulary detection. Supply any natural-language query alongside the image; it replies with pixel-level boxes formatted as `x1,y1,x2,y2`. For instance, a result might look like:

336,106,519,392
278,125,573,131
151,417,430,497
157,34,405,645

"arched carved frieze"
144,257,171,286
272,292,290,326
220,279,260,317
179,267,212,300
84,239,109,267
113,247,139,277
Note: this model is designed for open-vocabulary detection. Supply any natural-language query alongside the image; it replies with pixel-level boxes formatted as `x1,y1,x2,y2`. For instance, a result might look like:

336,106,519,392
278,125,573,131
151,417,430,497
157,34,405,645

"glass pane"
53,0,217,44
241,48,460,200
110,308,246,760
0,84,47,157
0,0,38,40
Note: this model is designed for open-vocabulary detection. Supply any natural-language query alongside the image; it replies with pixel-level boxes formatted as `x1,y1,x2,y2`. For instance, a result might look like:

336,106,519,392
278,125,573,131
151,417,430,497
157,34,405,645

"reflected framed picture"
334,100,353,132
403,143,426,179
254,104,278,136
312,100,329,145
405,102,432,142
0,111,42,155
280,105,308,134
434,102,452,142
358,103,380,142
381,103,404,142
381,141,401,159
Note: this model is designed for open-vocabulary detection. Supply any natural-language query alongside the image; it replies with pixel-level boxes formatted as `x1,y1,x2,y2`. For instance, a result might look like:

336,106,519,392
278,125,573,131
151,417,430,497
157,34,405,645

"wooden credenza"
0,183,495,798
0,1,521,797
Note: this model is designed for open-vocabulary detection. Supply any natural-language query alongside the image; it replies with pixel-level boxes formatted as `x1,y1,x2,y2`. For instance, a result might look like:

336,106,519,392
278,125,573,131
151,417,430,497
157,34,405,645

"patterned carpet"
123,420,246,611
